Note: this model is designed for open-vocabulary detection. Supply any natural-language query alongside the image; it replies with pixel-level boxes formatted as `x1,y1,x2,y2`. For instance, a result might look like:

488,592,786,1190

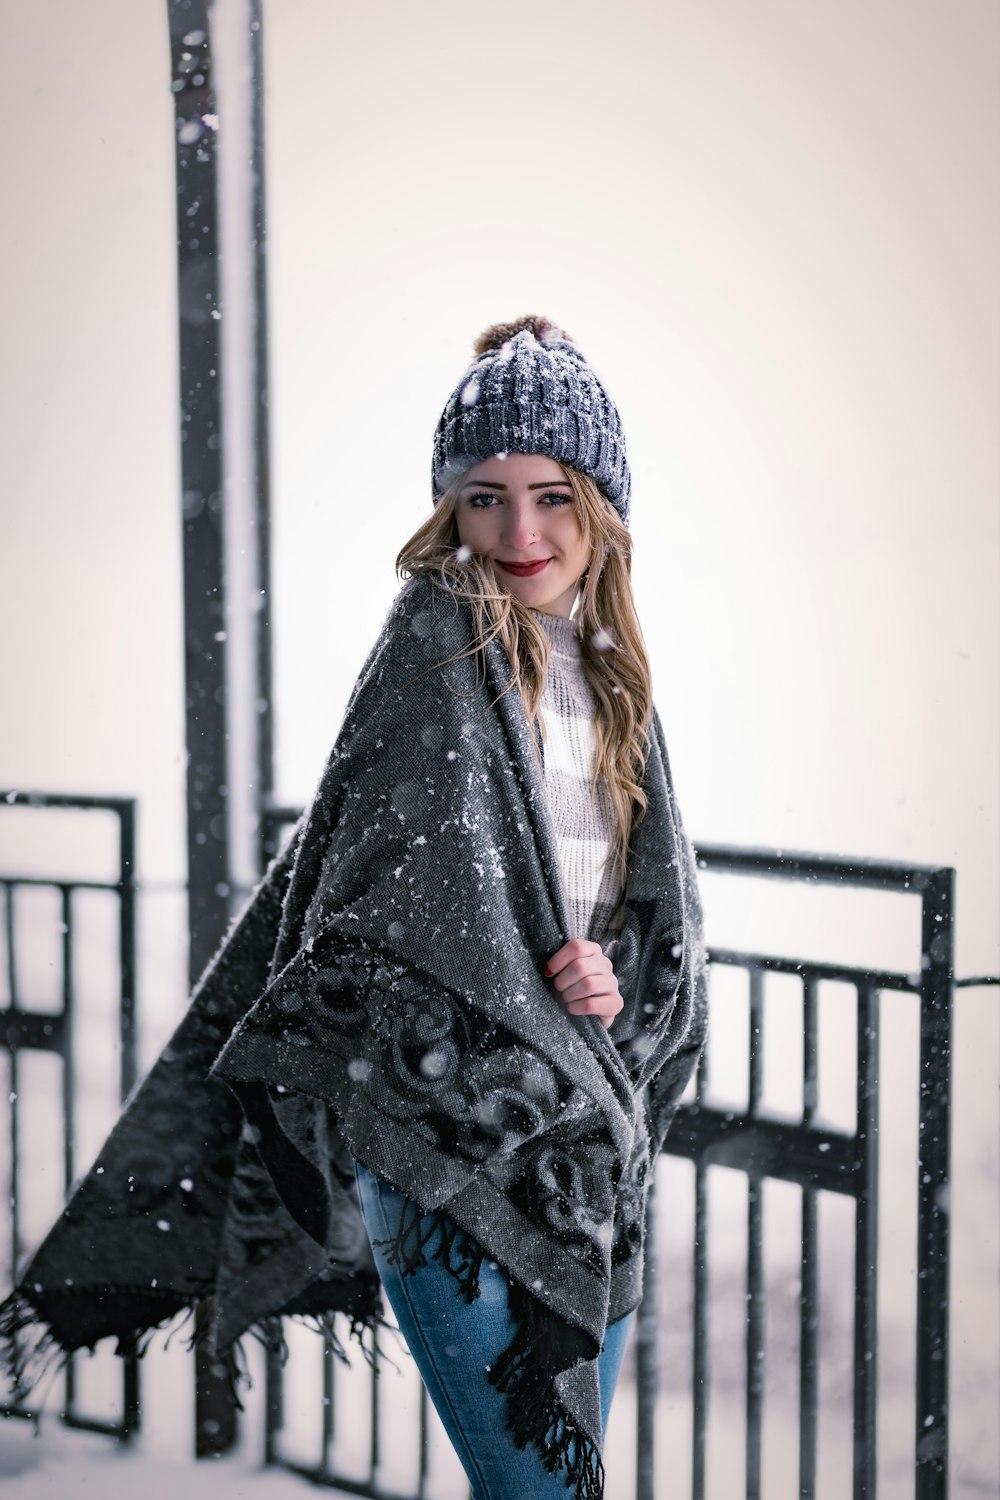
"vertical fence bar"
692,1162,709,1500
5,883,19,1280
745,968,766,1499
8,1044,19,1298
263,1341,283,1464
799,1187,818,1500
748,966,764,1114
60,887,74,1198
117,800,138,1103
802,975,818,1127
60,886,77,1416
321,1332,334,1463
690,1040,710,1500
417,1382,430,1500
60,879,76,1439
915,870,953,1498
799,974,819,1498
853,982,879,1500
745,1174,764,1500
635,1175,658,1500
116,800,141,1437
370,1326,381,1484
121,1339,141,1446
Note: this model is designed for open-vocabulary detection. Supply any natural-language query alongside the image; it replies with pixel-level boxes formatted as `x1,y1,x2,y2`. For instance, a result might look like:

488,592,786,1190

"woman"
2,317,708,1500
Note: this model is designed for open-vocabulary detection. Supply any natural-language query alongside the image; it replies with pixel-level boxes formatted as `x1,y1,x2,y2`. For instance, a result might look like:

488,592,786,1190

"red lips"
496,559,551,577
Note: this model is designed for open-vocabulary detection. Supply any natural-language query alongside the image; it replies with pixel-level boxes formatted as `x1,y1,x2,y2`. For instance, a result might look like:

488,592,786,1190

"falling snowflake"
418,1048,450,1080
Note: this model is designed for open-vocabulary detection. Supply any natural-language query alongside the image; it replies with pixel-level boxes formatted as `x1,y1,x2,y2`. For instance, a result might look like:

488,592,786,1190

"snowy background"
1,1,997,1496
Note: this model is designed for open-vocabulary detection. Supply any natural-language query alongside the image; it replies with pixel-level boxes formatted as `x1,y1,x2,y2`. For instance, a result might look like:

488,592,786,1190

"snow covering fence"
2,792,996,1498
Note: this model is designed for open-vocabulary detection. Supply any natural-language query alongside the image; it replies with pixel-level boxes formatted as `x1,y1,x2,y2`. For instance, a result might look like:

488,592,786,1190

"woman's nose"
501,503,539,549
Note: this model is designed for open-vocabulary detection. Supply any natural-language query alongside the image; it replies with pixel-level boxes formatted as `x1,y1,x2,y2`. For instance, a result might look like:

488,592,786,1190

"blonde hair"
394,465,654,883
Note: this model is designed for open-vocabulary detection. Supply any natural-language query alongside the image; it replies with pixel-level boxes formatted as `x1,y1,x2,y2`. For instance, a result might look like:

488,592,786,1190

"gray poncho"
2,572,708,1498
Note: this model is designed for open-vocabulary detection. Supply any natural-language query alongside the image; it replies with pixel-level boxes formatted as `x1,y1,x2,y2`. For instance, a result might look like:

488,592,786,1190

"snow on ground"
1,1418,315,1500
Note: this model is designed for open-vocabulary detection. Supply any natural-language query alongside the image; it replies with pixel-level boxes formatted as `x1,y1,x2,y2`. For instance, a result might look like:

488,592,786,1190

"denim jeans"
354,1162,632,1500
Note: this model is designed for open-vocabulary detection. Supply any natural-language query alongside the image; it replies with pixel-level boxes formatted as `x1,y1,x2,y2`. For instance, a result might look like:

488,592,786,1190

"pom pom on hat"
431,316,632,524
472,315,570,356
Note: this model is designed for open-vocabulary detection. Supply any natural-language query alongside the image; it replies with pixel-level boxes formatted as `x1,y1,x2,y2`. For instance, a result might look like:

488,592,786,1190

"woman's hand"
543,939,623,1030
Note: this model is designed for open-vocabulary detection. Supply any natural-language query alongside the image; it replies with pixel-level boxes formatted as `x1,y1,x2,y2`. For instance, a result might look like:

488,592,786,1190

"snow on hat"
431,315,631,525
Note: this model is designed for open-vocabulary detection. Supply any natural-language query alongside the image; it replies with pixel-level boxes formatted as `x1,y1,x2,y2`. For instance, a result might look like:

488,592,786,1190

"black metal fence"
0,790,140,1439
659,845,953,1500
3,792,994,1498
254,820,965,1500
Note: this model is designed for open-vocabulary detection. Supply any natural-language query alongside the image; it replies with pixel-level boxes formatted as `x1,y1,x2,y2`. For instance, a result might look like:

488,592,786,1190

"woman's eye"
467,492,497,509
541,493,572,507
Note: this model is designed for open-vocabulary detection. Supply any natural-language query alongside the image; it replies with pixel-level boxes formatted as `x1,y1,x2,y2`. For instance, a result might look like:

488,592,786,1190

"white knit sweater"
529,608,625,943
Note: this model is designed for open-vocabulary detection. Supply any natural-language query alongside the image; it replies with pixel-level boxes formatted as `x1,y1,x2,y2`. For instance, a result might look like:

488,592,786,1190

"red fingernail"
542,965,553,977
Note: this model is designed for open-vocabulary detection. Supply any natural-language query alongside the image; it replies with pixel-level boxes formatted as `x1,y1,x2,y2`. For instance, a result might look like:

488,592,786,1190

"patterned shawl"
2,572,708,1499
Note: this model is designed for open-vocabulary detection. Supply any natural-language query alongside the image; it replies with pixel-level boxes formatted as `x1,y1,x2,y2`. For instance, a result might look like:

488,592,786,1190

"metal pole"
249,0,277,874
853,983,879,1499
117,798,141,1438
167,4,230,984
915,869,954,1497
166,1,236,1458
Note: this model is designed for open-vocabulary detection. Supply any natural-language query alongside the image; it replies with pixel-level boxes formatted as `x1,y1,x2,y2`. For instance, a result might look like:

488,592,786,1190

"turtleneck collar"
527,608,584,660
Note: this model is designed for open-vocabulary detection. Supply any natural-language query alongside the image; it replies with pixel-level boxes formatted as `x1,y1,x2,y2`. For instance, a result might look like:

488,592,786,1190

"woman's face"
453,453,591,618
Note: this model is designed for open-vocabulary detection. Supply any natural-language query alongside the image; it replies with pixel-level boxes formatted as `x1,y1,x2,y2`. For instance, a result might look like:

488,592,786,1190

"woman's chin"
508,580,578,617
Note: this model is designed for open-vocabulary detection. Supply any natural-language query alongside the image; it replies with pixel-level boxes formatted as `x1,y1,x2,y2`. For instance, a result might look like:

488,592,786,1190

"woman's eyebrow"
458,479,573,491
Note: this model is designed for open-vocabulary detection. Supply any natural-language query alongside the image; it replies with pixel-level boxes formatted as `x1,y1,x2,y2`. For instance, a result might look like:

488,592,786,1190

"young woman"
2,317,708,1500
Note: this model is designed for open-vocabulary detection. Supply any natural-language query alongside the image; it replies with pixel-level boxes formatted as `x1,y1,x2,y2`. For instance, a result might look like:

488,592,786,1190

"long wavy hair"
394,464,654,883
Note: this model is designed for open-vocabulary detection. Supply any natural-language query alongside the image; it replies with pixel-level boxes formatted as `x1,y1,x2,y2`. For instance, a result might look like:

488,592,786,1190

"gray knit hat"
431,315,631,525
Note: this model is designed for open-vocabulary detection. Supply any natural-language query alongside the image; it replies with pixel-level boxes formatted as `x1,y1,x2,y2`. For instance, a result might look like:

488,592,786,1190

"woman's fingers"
543,938,622,1027
556,968,614,1003
544,940,609,988
543,937,599,976
563,994,624,1017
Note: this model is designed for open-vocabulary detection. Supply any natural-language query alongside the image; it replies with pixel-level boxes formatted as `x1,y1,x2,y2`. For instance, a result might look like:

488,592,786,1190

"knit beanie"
431,315,632,525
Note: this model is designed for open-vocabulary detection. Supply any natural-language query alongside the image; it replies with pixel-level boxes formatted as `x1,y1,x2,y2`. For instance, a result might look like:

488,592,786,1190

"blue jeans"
354,1162,632,1500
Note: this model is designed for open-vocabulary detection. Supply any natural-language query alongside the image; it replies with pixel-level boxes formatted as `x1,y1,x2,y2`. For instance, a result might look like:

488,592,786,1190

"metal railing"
254,821,968,1500
653,845,955,1500
0,790,140,1439
2,792,992,1499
